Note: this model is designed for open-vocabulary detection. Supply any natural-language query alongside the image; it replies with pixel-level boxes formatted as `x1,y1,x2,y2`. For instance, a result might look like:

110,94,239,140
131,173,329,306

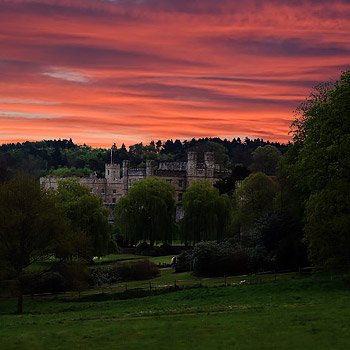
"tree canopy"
54,178,110,259
115,177,176,246
286,70,350,268
234,172,279,235
0,174,67,313
249,145,281,175
181,180,233,243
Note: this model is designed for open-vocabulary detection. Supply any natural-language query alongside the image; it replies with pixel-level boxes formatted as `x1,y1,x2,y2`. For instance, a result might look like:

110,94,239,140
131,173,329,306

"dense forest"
0,136,288,181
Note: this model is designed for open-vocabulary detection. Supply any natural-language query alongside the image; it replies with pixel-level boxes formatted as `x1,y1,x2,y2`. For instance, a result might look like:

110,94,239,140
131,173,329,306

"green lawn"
93,253,175,265
1,274,349,350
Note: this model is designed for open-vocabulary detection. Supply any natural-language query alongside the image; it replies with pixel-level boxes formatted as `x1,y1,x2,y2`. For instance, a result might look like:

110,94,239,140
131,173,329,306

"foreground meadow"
0,274,349,350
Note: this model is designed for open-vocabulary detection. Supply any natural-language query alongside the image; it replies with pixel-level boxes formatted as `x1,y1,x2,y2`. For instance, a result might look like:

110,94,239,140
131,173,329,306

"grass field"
1,273,349,350
94,253,175,265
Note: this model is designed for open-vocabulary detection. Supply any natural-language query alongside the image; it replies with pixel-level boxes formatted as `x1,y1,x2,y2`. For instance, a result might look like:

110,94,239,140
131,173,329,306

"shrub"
89,265,121,286
117,260,160,281
23,272,66,294
135,242,175,256
191,241,251,277
136,242,150,254
56,262,90,292
158,243,174,256
22,262,90,294
175,250,192,273
90,260,160,285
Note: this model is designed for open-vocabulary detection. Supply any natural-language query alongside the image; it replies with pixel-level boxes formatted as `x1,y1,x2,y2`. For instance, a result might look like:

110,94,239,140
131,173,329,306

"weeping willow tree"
181,180,233,244
115,177,176,246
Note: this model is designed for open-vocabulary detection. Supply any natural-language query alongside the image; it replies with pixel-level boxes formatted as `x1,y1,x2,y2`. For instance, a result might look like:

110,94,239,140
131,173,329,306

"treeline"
0,136,288,181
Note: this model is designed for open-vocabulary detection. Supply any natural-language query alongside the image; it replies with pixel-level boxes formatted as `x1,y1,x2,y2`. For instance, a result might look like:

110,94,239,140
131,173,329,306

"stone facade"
40,151,229,221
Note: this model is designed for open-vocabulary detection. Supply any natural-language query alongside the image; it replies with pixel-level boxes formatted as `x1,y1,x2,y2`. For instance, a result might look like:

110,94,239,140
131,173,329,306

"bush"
158,243,174,256
189,241,251,277
136,242,150,254
90,260,160,285
175,240,279,277
135,242,175,256
117,260,160,281
22,262,90,294
175,250,192,273
89,265,121,286
23,272,66,294
56,262,90,292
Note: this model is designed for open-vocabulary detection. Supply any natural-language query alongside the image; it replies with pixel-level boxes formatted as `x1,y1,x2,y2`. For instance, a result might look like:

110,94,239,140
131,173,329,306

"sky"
0,0,349,147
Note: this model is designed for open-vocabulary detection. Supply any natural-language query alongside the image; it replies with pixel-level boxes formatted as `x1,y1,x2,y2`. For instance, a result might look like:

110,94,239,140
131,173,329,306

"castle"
40,151,229,220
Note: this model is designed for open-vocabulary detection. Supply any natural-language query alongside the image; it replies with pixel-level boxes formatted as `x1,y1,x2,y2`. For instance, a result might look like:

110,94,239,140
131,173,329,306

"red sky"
0,0,349,147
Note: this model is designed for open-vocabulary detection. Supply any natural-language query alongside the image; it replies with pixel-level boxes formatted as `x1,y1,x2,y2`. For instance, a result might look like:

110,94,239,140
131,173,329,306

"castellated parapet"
40,151,229,221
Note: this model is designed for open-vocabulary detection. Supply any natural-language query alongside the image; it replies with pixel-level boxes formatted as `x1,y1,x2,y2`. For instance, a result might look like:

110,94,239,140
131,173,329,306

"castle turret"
146,160,154,177
105,163,120,182
186,151,197,177
204,152,214,178
122,160,130,191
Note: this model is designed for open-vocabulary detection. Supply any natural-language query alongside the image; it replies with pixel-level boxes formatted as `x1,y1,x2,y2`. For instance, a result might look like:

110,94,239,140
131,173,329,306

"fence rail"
0,266,346,300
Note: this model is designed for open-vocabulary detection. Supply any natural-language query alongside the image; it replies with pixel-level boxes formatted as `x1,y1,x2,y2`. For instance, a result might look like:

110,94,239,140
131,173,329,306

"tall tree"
115,177,176,246
0,174,66,313
250,145,281,175
234,172,279,236
54,178,110,258
181,180,233,243
287,71,350,267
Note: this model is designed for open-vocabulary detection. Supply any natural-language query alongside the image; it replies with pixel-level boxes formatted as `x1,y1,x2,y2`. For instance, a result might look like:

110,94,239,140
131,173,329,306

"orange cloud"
0,0,349,147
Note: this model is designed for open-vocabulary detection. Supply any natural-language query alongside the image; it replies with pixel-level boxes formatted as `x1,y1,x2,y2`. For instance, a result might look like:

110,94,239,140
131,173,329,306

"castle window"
178,193,183,201
113,189,116,194
101,188,105,194
166,179,172,184
90,188,93,193
107,170,110,175
112,198,116,204
178,180,183,188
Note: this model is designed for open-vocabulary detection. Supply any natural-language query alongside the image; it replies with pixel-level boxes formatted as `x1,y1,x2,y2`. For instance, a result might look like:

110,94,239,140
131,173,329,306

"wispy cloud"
0,110,62,119
0,98,60,105
43,68,91,83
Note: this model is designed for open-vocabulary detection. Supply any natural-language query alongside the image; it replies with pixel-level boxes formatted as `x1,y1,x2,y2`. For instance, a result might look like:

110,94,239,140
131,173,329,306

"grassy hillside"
0,274,349,350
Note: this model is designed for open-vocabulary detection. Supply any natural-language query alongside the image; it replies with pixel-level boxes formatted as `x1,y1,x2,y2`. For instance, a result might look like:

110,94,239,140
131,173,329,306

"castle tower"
146,160,154,177
105,163,120,182
186,151,197,178
122,160,130,191
204,152,214,178
105,145,120,182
